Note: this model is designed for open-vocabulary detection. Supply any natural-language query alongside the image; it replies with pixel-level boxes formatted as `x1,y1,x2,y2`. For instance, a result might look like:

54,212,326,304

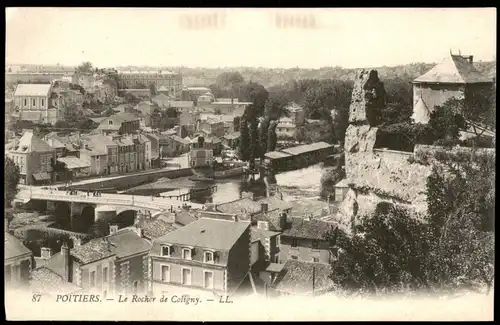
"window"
90,271,96,287
312,257,319,263
181,268,192,285
182,248,192,260
32,99,36,106
161,245,170,257
161,265,170,282
109,120,113,125
204,251,214,263
291,239,298,247
23,99,27,107
276,235,281,247
102,267,108,283
203,271,214,289
291,255,298,260
312,240,319,249
41,99,45,107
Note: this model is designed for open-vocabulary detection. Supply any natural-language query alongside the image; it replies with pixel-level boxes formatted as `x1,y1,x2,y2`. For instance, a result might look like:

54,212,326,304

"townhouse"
6,130,56,185
97,113,141,135
36,225,152,295
149,217,252,296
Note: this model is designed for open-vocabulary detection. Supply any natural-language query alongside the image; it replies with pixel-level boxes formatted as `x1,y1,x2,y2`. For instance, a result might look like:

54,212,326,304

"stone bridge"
14,187,204,231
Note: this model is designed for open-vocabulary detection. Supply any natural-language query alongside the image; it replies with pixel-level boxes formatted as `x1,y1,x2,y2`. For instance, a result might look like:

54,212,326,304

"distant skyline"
6,8,497,69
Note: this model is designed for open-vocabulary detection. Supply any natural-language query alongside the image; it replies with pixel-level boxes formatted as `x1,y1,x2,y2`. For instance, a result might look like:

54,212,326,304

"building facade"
412,53,494,124
5,229,33,289
6,131,56,185
118,70,183,98
149,217,251,296
13,84,63,124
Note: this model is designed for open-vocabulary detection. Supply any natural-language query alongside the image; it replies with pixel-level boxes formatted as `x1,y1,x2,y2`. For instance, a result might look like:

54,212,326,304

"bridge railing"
18,190,201,210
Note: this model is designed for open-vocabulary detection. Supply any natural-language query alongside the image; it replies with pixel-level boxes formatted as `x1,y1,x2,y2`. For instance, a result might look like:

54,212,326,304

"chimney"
279,212,287,230
61,243,70,281
41,247,52,260
261,203,268,213
468,55,474,64
109,225,119,235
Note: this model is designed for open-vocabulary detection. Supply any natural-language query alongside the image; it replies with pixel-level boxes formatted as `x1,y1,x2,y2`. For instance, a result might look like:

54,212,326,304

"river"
124,163,329,205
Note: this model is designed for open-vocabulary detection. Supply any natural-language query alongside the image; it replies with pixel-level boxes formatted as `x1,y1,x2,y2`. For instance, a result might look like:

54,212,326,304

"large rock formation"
335,69,430,232
348,69,385,126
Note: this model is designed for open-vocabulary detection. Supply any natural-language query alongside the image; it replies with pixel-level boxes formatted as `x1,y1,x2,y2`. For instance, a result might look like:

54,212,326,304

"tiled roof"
154,218,250,251
11,132,54,153
414,54,493,84
273,260,334,295
45,137,66,149
141,216,179,241
14,84,52,97
30,267,83,295
71,228,151,264
216,198,262,216
171,135,190,145
175,210,198,226
281,217,336,240
5,233,32,261
257,196,293,212
70,239,115,264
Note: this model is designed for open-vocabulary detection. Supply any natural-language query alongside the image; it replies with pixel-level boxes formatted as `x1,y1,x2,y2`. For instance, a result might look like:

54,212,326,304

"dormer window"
182,248,192,260
204,251,214,263
161,245,171,257
109,120,113,125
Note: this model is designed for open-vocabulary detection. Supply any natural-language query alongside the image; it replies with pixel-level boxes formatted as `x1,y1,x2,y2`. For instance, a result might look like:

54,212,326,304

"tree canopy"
326,149,495,296
4,156,20,209
75,61,94,74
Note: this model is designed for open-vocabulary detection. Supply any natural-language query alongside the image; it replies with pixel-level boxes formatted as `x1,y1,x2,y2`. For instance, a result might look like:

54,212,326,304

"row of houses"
5,128,161,185
6,193,338,297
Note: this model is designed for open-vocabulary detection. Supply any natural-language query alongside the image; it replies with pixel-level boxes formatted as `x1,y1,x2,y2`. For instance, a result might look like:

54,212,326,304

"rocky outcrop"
348,69,385,126
344,125,378,153
336,69,430,229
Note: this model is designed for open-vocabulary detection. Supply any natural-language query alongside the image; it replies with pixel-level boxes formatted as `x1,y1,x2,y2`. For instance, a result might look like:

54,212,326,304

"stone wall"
68,168,193,191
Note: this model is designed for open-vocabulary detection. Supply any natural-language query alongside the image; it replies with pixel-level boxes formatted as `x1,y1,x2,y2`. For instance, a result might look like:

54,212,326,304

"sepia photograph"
4,7,495,321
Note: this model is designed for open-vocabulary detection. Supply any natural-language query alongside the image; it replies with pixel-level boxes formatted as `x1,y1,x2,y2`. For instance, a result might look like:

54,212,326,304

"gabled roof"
14,84,52,97
281,217,336,240
154,217,250,252
71,228,151,264
11,132,54,153
273,260,334,295
413,54,493,84
30,267,83,295
216,197,262,216
5,233,32,261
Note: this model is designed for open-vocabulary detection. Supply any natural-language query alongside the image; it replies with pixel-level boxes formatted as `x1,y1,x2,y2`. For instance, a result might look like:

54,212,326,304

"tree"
332,107,350,144
259,117,270,159
236,82,269,116
215,72,245,89
249,118,260,169
124,92,140,104
326,148,495,296
302,80,353,120
149,83,157,97
267,120,278,152
264,91,289,120
4,156,20,208
75,62,94,74
239,115,250,162
428,103,466,144
233,116,241,132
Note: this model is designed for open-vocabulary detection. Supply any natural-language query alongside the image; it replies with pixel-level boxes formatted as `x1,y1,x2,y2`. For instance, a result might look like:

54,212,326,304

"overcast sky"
5,8,497,69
